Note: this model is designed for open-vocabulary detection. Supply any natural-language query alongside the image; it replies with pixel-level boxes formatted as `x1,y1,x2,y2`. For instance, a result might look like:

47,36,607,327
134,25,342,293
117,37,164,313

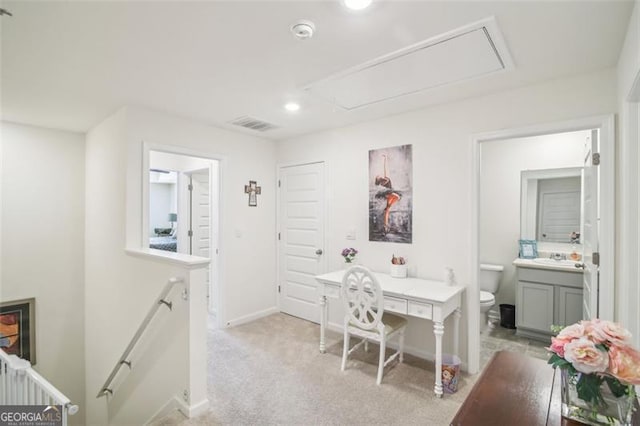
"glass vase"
560,369,635,426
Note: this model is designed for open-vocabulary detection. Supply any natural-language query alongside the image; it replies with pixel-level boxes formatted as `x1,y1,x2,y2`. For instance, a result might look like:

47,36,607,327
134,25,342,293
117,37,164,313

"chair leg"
399,328,405,364
377,337,386,385
364,339,369,352
341,328,350,372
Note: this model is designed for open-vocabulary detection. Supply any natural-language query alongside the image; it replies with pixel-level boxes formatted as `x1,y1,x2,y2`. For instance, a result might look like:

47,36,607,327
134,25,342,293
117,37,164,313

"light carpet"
153,313,477,425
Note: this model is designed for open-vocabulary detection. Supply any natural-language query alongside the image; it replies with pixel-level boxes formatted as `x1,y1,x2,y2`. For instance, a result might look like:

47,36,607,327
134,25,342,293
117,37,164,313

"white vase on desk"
444,267,456,286
390,264,407,278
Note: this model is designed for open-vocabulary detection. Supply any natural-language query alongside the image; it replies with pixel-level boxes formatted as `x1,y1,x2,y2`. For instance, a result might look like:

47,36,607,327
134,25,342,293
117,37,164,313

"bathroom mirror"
520,167,582,244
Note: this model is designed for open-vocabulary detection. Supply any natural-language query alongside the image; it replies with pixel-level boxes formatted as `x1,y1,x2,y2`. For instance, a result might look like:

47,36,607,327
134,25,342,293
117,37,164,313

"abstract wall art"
0,298,36,364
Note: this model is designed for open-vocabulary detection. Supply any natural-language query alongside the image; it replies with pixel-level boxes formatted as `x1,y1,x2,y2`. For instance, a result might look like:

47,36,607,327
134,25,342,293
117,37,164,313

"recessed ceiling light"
343,0,372,11
284,102,301,112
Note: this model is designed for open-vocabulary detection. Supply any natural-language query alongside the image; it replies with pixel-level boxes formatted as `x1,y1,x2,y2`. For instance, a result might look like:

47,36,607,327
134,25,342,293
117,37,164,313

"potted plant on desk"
341,247,358,264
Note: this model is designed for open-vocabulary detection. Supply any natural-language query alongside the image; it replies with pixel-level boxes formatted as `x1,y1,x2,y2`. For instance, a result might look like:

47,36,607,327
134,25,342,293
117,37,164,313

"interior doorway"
477,129,590,369
469,115,615,374
147,149,222,327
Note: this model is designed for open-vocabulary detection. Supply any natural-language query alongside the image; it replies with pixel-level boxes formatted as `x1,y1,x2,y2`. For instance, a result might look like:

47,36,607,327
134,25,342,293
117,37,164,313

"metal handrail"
96,277,183,398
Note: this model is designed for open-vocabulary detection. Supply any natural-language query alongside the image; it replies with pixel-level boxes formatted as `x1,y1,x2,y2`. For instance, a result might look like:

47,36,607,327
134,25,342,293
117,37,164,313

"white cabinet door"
517,281,554,332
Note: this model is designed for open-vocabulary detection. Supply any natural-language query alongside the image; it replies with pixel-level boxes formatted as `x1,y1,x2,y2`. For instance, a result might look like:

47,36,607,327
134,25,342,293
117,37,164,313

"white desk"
315,270,465,397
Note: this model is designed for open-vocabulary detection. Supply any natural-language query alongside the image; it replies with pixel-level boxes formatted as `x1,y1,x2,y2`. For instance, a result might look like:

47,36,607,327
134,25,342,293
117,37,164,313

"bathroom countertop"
512,257,583,273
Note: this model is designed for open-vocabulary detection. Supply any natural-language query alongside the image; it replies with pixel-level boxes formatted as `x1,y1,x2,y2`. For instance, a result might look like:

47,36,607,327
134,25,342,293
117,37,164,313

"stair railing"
96,276,183,398
0,348,79,425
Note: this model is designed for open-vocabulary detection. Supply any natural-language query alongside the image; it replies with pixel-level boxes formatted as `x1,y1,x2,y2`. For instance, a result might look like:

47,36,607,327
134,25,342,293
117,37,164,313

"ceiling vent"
228,116,279,132
304,16,514,110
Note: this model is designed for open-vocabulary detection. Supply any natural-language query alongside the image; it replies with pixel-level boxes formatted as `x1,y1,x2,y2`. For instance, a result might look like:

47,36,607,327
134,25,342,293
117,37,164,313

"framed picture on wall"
0,298,36,364
368,144,413,243
518,239,538,259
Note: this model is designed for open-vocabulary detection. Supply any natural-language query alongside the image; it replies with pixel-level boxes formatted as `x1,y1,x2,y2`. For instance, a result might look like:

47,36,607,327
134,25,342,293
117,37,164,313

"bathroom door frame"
469,114,615,374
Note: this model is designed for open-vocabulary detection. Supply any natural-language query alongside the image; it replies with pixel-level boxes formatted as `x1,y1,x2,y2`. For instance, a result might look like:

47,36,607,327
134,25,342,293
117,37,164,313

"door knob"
315,249,323,255
574,263,585,269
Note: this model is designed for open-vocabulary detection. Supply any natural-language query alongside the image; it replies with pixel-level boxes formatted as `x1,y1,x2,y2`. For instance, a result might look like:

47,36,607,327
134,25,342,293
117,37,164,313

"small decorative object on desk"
390,254,407,278
444,267,456,286
341,247,358,263
548,319,639,425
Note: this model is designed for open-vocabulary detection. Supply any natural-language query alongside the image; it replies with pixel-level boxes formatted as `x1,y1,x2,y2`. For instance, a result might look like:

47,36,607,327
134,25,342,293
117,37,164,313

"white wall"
85,106,277,424
125,107,277,323
276,68,617,365
149,182,174,232
85,109,200,425
480,131,586,308
616,0,640,345
0,121,86,425
150,151,212,173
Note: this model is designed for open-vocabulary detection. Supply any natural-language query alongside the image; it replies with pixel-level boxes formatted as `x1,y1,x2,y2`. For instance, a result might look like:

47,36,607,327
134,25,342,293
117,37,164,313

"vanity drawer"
518,267,583,288
408,301,433,319
384,296,407,314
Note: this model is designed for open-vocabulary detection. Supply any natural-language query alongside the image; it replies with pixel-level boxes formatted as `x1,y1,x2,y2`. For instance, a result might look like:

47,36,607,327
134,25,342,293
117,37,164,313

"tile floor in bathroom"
480,324,550,368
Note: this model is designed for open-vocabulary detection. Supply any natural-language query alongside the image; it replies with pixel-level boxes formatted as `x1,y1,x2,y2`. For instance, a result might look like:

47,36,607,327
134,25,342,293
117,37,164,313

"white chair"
340,265,407,385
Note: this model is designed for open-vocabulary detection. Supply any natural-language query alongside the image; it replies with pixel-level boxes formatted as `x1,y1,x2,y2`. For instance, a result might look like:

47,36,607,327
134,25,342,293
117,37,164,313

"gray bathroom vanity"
512,259,583,342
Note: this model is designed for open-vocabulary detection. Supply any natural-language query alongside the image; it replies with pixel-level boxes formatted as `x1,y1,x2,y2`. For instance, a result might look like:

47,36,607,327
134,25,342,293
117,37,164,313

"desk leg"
319,295,327,354
453,308,461,358
433,321,444,398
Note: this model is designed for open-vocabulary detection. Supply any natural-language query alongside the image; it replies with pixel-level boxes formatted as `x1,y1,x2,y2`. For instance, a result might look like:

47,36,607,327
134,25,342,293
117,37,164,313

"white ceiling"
0,1,634,140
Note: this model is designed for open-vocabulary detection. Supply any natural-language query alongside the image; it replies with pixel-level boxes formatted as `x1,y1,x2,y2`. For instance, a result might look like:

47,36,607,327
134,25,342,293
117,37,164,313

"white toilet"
479,263,504,330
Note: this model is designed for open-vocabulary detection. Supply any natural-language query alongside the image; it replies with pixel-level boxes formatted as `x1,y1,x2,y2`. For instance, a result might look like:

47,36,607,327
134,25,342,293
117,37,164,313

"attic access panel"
305,21,511,110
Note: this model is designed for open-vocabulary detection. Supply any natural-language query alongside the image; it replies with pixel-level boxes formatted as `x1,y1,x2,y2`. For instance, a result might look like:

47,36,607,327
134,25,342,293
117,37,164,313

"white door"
582,129,599,319
187,169,214,310
278,162,325,323
189,170,211,257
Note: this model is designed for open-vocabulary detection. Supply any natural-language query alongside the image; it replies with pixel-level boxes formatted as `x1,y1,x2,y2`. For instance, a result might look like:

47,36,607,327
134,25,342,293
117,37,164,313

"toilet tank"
480,263,504,293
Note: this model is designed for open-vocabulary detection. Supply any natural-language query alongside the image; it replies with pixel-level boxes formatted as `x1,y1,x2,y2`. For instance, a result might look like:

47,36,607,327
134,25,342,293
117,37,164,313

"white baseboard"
145,397,182,425
225,307,279,328
145,395,210,425
177,397,209,418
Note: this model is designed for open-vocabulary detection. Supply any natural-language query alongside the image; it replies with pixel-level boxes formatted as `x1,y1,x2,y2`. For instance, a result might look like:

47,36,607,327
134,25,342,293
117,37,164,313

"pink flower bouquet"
548,319,639,416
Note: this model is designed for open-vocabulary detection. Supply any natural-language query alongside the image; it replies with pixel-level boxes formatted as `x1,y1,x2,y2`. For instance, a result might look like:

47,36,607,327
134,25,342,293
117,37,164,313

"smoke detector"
291,20,315,40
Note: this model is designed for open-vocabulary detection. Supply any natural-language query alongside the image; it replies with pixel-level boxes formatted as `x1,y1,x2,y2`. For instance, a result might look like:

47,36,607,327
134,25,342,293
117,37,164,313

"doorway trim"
469,114,615,374
142,141,226,328
620,70,640,345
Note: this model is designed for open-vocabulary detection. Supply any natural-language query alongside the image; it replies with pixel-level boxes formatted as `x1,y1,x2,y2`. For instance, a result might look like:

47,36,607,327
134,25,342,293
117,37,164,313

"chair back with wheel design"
341,266,383,331
339,265,406,385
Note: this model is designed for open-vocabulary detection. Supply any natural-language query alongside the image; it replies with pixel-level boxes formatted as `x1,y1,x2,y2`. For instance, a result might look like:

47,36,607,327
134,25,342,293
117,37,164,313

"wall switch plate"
346,229,356,240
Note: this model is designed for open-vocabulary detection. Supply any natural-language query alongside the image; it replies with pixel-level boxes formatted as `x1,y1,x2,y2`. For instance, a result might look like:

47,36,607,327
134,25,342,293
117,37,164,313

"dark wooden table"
450,350,639,426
